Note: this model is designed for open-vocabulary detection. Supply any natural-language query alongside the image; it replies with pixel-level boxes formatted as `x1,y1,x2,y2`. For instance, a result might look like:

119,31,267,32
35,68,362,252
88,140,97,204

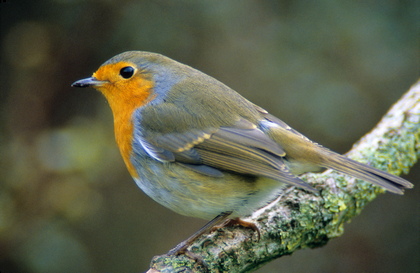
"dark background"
0,1,419,272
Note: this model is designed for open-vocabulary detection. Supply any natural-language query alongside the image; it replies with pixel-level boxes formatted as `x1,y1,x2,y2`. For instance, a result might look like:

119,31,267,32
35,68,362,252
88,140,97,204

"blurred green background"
1,1,419,272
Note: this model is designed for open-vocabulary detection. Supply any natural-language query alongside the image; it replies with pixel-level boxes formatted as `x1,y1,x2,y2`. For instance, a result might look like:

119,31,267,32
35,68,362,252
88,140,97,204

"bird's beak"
71,77,107,88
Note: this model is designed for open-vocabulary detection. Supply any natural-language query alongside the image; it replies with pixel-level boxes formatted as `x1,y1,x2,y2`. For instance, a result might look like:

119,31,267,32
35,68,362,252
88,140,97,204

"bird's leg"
212,217,261,241
167,211,232,256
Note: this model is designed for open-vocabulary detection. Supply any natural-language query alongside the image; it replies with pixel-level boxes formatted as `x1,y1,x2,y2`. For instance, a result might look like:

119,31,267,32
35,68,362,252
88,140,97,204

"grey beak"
71,77,107,88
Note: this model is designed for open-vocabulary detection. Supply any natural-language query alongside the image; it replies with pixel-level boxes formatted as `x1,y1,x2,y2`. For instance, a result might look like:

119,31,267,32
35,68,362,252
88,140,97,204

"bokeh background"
1,1,419,272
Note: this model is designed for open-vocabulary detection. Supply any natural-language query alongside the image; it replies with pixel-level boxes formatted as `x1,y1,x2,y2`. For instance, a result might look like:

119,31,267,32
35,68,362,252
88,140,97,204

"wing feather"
139,119,315,192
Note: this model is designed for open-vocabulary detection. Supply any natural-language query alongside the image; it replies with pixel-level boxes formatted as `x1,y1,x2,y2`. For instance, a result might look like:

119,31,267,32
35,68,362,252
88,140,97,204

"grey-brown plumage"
72,50,414,256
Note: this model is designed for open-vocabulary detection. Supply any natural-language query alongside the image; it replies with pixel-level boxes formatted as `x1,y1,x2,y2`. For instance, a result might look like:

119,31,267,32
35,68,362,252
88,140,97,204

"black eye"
120,66,135,79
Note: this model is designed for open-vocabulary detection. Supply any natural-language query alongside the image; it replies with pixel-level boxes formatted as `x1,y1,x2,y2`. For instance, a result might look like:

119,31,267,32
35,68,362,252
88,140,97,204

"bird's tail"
320,151,413,194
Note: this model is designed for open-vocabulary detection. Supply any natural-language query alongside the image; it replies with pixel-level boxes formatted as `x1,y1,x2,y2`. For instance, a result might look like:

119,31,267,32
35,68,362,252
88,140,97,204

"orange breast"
93,62,155,178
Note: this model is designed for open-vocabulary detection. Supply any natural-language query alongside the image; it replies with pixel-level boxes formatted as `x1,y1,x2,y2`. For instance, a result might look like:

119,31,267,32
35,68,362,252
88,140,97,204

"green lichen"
152,254,198,273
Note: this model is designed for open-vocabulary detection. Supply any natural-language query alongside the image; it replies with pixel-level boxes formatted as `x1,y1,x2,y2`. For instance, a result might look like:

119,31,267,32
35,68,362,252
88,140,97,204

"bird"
72,51,413,255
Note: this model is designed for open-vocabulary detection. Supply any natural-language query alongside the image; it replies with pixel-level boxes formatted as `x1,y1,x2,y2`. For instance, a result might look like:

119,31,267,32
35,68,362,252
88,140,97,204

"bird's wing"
139,118,316,192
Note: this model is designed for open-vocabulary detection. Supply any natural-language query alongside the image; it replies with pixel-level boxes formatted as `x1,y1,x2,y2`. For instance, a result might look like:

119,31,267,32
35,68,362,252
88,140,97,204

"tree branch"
148,81,419,273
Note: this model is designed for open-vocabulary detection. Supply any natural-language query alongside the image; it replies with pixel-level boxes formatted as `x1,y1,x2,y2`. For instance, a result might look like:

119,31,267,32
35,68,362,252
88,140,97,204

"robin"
72,51,413,255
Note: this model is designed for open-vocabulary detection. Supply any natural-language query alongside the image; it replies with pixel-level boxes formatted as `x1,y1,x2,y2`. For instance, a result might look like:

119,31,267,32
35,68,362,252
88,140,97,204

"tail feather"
322,153,413,195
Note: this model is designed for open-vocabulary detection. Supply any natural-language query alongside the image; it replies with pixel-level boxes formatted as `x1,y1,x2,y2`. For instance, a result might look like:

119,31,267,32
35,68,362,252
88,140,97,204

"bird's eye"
120,66,135,79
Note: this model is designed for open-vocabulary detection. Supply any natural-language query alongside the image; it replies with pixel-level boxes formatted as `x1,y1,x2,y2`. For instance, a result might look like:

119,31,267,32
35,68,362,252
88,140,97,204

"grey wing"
140,119,316,192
